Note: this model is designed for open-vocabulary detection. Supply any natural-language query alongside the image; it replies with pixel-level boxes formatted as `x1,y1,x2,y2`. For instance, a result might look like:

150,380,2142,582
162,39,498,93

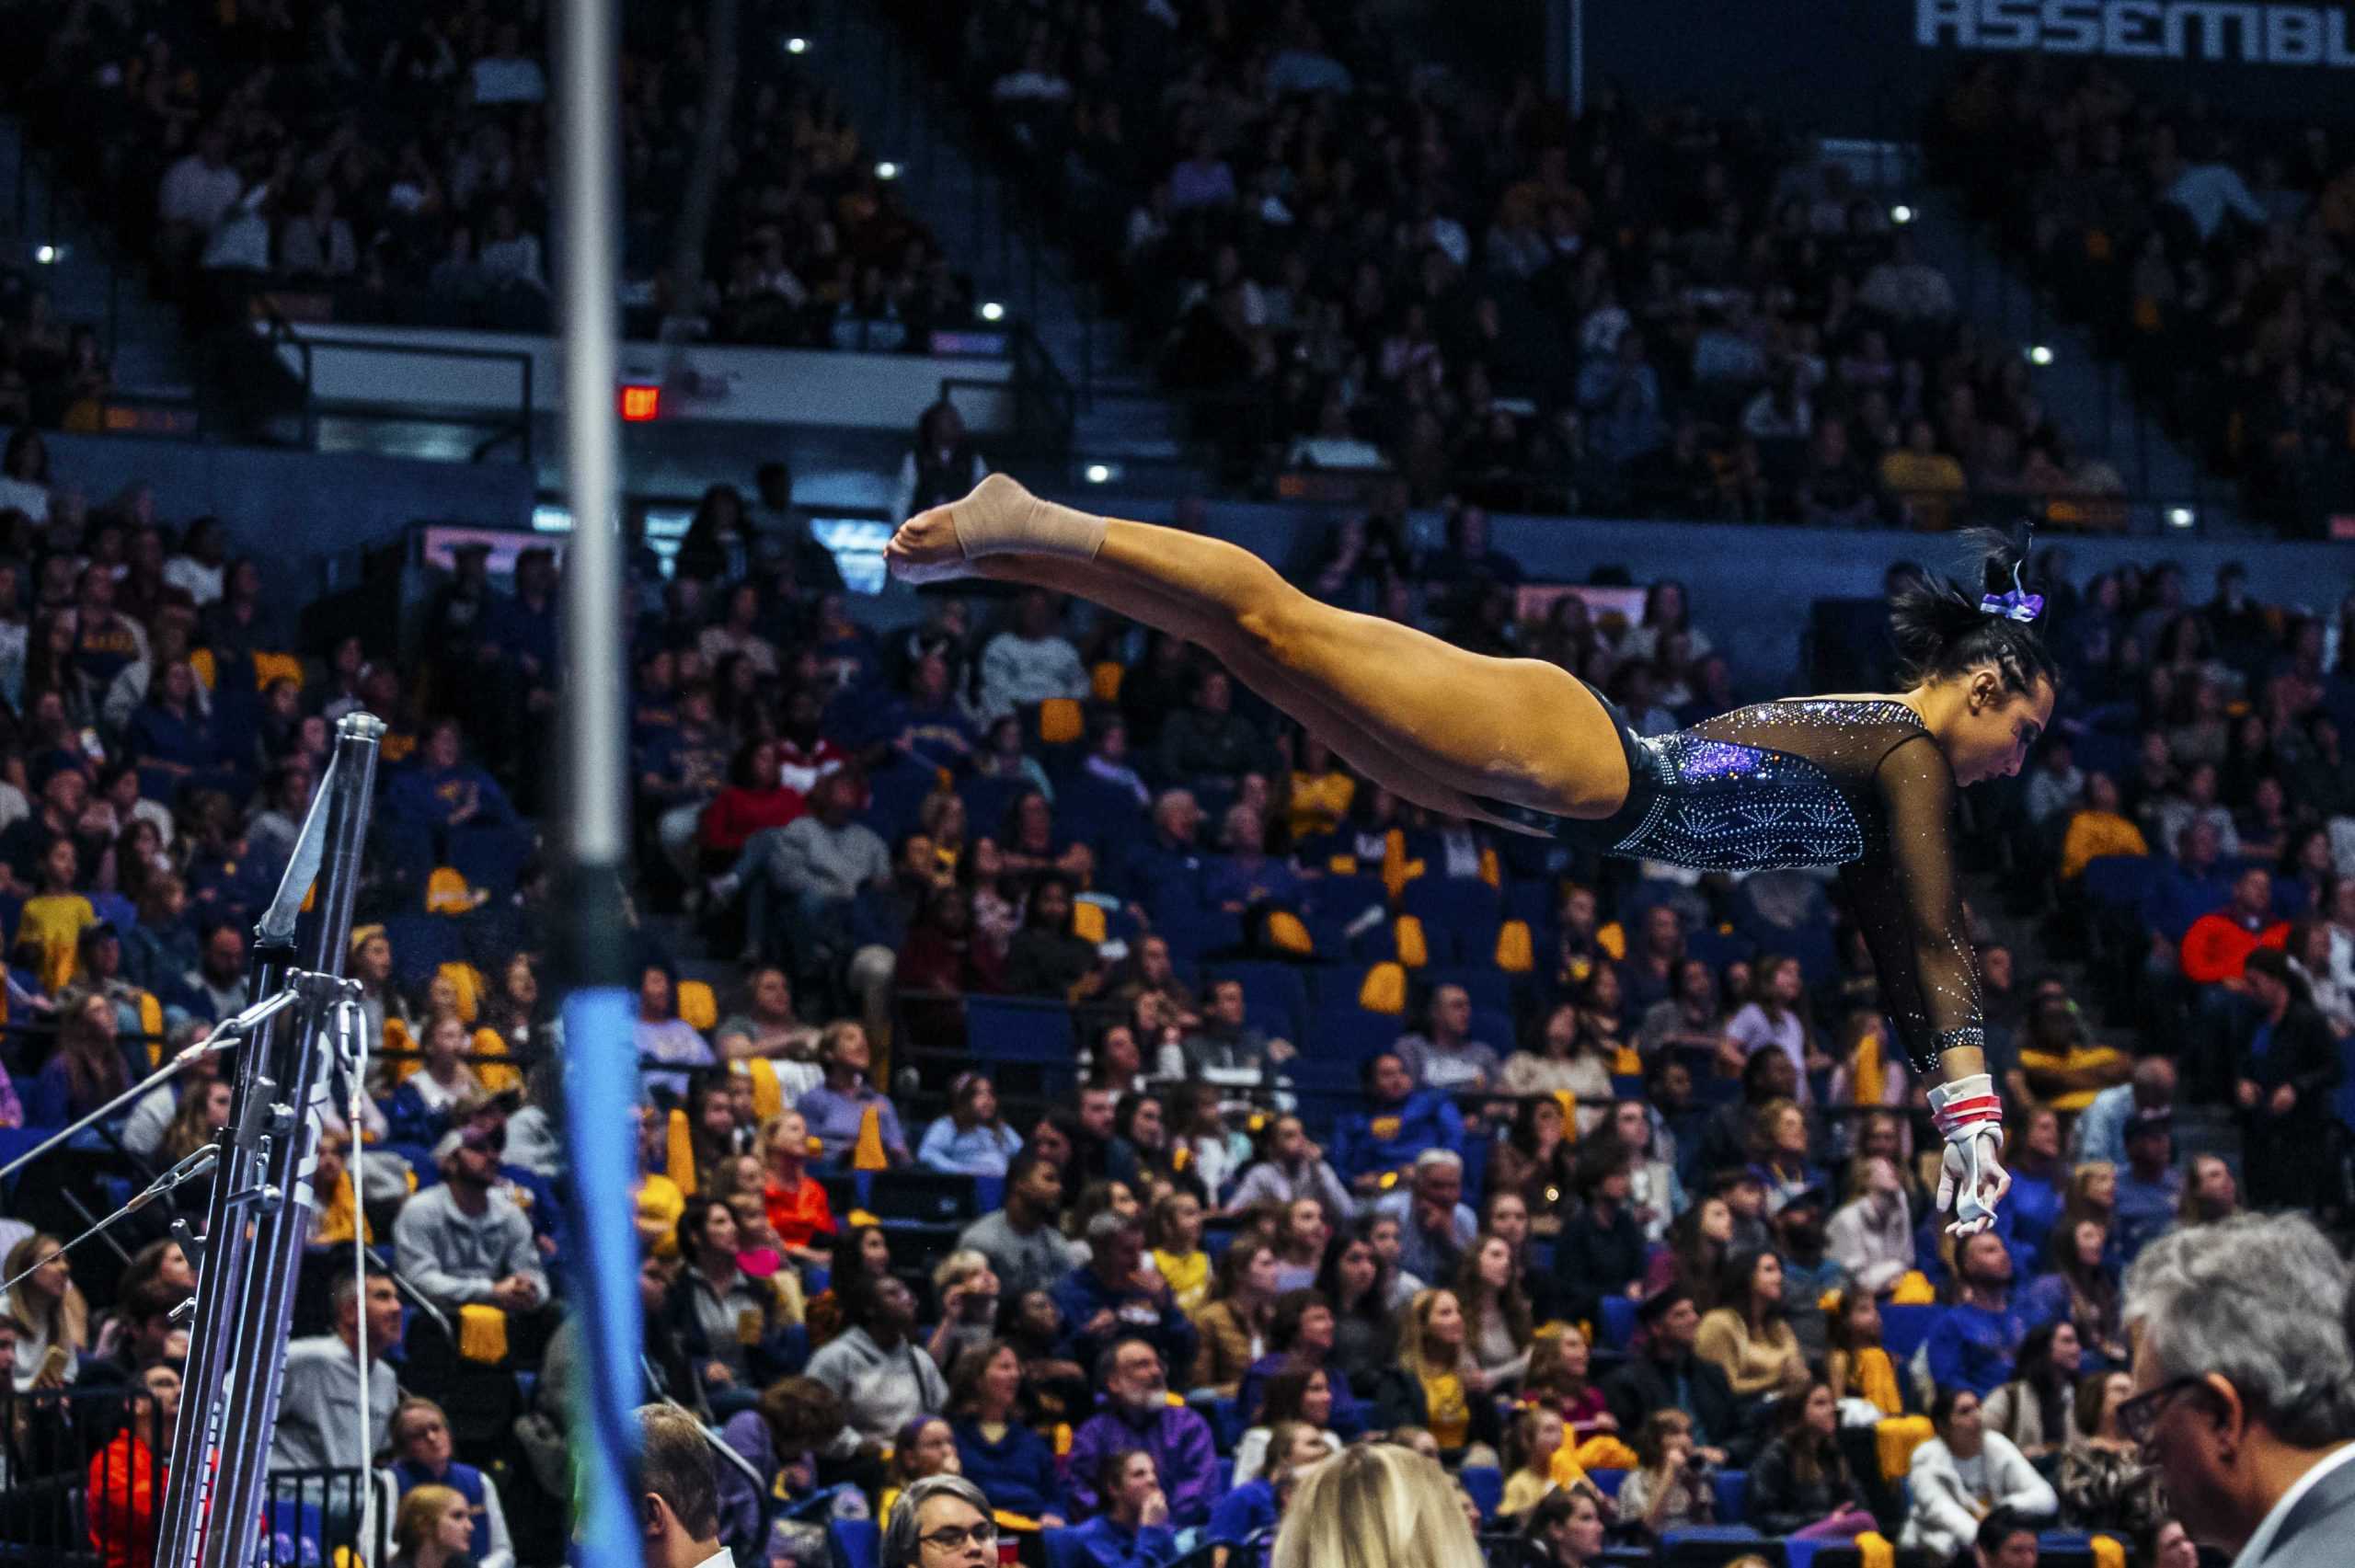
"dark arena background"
0,0,2346,1565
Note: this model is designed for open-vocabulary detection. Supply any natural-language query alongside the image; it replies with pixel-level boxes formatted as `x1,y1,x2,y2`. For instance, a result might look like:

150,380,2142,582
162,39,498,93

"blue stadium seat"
383,913,465,992
447,822,534,897
964,997,1078,1063
866,1171,979,1225
1598,1295,1639,1351
1059,773,1148,842
1428,967,1514,1016
866,763,940,843
1213,962,1312,1037
1458,1465,1503,1523
2081,855,2161,910
1401,879,1502,961
1041,1528,1089,1568
1686,925,1756,972
958,774,1030,838
1709,1469,1748,1524
1880,1304,1942,1365
1587,1468,1627,1498
829,1517,879,1568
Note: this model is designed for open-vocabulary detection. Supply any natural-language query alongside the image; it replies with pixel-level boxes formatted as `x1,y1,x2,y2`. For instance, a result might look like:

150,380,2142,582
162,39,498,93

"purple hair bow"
1979,589,2044,623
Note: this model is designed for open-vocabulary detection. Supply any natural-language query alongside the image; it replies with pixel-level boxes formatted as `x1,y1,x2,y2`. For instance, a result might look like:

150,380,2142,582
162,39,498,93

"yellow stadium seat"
189,648,217,689
1494,920,1534,973
251,651,305,691
666,1107,697,1196
1091,662,1123,702
1071,903,1108,944
1393,914,1428,968
1478,847,1499,887
1358,962,1407,1014
677,979,718,1032
1596,921,1626,961
1874,1415,1936,1482
1037,697,1085,745
456,1302,510,1364
139,993,163,1067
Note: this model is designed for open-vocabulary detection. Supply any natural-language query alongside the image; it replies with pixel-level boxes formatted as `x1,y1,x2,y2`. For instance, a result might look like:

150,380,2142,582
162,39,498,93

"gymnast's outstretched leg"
884,475,1632,824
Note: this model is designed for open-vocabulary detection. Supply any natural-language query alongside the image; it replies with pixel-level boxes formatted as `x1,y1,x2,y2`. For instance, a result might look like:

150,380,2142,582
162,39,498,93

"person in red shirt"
698,738,805,869
761,1105,835,1269
2178,864,2290,988
88,1363,178,1568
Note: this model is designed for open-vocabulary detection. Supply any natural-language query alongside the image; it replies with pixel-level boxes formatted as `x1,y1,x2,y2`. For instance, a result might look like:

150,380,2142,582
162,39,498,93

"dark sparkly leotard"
1474,693,1982,1076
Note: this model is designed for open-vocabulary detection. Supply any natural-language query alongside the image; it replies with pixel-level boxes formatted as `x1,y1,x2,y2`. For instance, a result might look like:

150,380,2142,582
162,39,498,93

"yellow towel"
1553,1091,1580,1141
1266,910,1313,955
1855,1346,1904,1417
2090,1535,2127,1568
1874,1414,1935,1482
1495,920,1534,973
1851,1029,1886,1108
677,980,718,1032
1570,1435,1636,1471
1856,1530,1894,1568
666,1108,697,1196
1394,914,1428,967
457,1302,509,1364
1038,698,1084,745
472,1027,521,1095
748,1058,784,1120
1358,962,1407,1014
853,1104,889,1171
1891,1271,1937,1305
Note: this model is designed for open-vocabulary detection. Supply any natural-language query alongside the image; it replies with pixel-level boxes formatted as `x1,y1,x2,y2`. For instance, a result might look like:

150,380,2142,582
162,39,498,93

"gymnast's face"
1940,668,2055,786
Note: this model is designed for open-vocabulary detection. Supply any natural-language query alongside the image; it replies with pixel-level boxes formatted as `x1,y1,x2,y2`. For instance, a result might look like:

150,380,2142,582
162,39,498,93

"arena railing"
0,1386,378,1568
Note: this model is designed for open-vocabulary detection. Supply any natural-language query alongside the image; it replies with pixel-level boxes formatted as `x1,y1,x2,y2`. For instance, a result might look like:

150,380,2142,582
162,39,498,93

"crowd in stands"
0,425,2344,1568
7,0,974,351
897,0,2129,529
1931,60,2355,537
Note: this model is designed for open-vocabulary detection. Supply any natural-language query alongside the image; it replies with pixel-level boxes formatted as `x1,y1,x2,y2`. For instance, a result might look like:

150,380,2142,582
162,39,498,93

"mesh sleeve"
1843,735,1985,1075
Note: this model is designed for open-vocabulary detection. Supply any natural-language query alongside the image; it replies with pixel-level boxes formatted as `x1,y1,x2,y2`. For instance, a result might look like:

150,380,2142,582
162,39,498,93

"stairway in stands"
807,2,1207,493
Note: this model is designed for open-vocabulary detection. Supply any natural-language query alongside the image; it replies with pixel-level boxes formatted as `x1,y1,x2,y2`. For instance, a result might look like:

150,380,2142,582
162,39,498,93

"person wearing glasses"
883,1474,1000,1568
1897,1387,2057,1562
2120,1213,2355,1568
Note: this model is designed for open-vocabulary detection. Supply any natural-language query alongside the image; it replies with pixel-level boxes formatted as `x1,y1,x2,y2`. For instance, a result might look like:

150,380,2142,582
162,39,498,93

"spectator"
1002,874,1103,1001
86,1363,178,1568
1900,1389,2058,1561
1694,1248,1809,1409
1983,1322,2084,1466
972,589,1087,724
1747,1379,1876,1539
664,1197,799,1413
634,964,715,1105
891,403,991,532
1826,1155,1915,1298
270,1270,402,1473
638,1402,732,1568
2057,773,2149,880
925,1251,1002,1376
1373,1150,1478,1288
1602,1288,1739,1466
1721,956,1821,1099
1051,1209,1195,1377
797,1021,910,1166
392,1126,549,1319
1156,670,1271,795
1190,1238,1281,1397
390,1397,516,1568
1977,1509,2045,1568
806,1271,949,1453
947,1340,1065,1526
2179,864,2289,986
2234,947,2342,1210
1367,1288,1502,1467
1069,1449,1179,1568
1063,1337,1219,1527
2113,1112,2184,1262
1332,1054,1461,1196
734,770,890,967
1393,985,1503,1097
919,1071,1024,1176
959,1151,1075,1301
1552,1144,1646,1311
1229,1114,1354,1220
1927,1231,2028,1399
2073,1057,2177,1170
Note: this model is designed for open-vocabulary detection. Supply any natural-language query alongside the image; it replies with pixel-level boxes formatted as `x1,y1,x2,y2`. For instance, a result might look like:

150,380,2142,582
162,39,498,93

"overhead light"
1084,464,1113,484
33,245,56,265
2027,344,2054,367
979,301,1005,323
1890,204,1913,225
2166,506,2197,528
874,161,901,181
784,35,809,54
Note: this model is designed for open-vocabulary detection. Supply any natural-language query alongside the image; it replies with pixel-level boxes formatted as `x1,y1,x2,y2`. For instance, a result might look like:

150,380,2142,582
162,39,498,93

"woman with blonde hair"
1271,1442,1484,1568
3,1234,88,1391
388,1482,474,1568
1368,1288,1501,1467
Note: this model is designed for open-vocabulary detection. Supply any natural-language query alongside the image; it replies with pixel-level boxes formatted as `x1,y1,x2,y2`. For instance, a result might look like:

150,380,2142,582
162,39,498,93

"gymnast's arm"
1873,737,1988,1086
1872,737,2007,1230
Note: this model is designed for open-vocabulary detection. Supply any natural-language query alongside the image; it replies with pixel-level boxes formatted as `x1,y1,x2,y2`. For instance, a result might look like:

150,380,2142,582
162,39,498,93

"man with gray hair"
883,1474,996,1568
1373,1148,1478,1285
2120,1212,2355,1567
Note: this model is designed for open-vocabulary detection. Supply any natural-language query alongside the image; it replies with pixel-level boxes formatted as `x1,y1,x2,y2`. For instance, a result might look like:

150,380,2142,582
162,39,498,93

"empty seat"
964,997,1078,1063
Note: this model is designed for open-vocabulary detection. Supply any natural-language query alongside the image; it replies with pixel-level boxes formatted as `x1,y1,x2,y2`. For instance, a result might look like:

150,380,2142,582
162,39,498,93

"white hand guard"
1929,1072,2009,1237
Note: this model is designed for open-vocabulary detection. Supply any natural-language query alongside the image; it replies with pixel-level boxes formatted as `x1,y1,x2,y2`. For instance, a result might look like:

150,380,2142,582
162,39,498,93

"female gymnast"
885,476,2054,1235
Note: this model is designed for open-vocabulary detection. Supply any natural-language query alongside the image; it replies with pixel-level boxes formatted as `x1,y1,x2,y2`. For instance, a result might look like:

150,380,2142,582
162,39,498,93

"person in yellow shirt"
1285,733,1356,844
2057,772,2150,879
1876,418,1969,532
17,837,95,993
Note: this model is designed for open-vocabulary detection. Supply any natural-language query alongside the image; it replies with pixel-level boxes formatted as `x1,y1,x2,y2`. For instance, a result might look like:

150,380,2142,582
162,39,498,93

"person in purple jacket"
1063,1337,1219,1529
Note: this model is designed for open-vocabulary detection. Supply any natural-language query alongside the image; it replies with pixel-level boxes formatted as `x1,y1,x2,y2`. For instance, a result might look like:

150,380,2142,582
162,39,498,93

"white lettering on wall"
1917,0,2355,63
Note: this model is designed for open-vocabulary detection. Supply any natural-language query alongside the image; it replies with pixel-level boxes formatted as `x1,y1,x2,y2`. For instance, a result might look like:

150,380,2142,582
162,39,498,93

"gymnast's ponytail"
1887,525,2060,698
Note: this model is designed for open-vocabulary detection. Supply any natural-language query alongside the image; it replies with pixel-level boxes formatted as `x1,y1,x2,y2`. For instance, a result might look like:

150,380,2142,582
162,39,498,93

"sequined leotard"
1475,696,1982,1076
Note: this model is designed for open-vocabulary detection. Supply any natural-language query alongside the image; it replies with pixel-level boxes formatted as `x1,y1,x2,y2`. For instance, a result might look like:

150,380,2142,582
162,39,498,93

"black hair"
1886,527,2060,698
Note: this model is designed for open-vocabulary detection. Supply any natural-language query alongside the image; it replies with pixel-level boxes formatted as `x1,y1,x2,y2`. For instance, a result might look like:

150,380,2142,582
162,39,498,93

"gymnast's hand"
1928,1072,2009,1237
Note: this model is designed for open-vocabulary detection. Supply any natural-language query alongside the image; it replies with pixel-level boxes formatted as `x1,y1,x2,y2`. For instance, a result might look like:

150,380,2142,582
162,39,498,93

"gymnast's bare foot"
885,474,1099,583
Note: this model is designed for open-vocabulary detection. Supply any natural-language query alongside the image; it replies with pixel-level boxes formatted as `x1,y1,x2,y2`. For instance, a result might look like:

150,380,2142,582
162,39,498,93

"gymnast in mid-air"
885,475,2055,1234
